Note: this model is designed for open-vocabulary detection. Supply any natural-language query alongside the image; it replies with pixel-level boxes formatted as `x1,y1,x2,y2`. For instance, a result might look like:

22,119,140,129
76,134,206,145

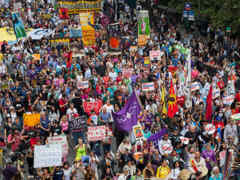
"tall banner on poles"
137,10,150,46
79,11,96,46
138,10,150,37
12,12,26,39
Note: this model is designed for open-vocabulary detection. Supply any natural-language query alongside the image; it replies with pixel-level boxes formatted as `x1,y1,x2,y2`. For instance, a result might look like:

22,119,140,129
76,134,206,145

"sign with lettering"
77,80,89,89
83,99,102,115
150,50,163,61
47,135,68,157
87,126,106,141
69,115,87,132
23,113,40,127
34,144,62,168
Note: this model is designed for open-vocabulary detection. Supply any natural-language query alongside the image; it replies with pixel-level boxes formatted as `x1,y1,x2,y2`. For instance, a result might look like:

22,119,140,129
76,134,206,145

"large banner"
58,0,102,15
138,10,150,37
79,12,95,46
50,38,70,47
108,23,120,51
34,144,62,168
12,12,26,39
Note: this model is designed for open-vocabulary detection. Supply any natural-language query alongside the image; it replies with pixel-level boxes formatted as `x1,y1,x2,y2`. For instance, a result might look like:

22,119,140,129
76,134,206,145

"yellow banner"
49,38,70,47
79,12,95,46
23,113,40,127
58,0,102,15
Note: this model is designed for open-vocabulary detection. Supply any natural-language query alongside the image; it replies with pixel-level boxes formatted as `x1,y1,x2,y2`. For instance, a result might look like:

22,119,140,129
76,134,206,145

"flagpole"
186,48,192,109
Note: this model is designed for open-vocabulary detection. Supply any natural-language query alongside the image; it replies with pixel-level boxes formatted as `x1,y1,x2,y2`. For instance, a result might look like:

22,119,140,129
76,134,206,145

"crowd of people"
0,0,240,180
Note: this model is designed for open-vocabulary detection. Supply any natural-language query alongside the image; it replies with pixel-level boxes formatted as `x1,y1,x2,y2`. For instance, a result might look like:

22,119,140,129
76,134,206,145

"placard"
23,113,40,127
87,126,106,141
47,135,68,157
83,100,102,115
32,54,40,61
138,34,147,46
77,80,89,89
144,57,150,65
205,124,216,135
191,82,201,91
122,68,133,78
34,144,62,168
142,82,154,91
223,95,234,105
149,50,163,61
133,124,143,140
130,46,138,52
69,115,87,132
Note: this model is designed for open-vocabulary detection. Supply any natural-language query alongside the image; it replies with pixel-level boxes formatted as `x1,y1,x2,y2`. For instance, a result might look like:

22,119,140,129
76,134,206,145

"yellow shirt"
156,166,170,178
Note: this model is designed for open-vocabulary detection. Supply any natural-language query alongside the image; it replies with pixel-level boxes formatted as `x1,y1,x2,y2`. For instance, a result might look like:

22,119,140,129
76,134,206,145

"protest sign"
138,34,147,46
58,0,102,15
34,144,62,168
50,38,70,47
69,115,87,132
223,95,235,105
79,12,95,46
130,46,138,52
77,80,89,89
144,57,150,65
83,99,102,114
133,125,143,140
149,50,163,61
47,135,68,157
70,28,82,38
161,143,173,155
191,82,201,91
122,68,133,78
32,54,40,61
87,126,106,141
138,10,150,37
23,113,40,127
205,124,216,135
142,82,154,91
14,2,22,11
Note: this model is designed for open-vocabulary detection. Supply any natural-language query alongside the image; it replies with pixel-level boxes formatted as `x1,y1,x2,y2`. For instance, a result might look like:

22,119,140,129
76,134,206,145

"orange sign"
23,113,40,127
138,35,148,46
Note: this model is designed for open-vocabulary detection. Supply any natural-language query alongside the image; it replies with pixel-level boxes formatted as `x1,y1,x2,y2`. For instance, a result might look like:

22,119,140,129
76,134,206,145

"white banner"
47,135,68,157
34,144,62,168
149,50,163,60
87,126,106,142
28,28,54,40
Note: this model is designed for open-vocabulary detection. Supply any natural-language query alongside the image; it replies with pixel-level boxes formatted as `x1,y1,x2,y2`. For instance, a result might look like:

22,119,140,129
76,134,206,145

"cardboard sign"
69,115,87,132
191,82,201,91
77,80,89,89
205,124,216,135
150,50,163,61
122,68,133,78
23,113,40,127
83,99,102,115
87,126,106,141
133,125,144,140
144,57,150,65
223,95,235,105
142,82,154,91
47,135,68,157
138,34,147,46
34,144,62,168
32,54,40,61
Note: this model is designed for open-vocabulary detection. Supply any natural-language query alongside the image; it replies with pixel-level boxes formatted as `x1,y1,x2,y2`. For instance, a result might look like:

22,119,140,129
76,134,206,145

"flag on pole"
168,81,178,118
161,87,167,115
112,92,141,132
205,86,213,122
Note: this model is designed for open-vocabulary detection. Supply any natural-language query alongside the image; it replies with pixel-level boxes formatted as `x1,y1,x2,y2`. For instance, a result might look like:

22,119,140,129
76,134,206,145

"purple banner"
112,92,141,132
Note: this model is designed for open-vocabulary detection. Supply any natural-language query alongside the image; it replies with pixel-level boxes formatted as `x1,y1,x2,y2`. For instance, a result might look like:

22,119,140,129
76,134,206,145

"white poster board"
87,126,106,142
47,135,68,157
34,144,62,168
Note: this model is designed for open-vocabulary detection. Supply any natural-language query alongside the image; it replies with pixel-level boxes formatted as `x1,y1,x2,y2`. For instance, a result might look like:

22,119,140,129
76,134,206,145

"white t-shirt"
63,167,73,180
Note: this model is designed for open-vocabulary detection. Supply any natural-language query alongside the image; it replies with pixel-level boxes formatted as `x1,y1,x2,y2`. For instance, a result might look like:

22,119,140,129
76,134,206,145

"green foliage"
162,0,240,33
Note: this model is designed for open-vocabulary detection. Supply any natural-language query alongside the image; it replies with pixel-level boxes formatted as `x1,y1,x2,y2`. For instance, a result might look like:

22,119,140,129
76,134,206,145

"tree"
161,0,240,34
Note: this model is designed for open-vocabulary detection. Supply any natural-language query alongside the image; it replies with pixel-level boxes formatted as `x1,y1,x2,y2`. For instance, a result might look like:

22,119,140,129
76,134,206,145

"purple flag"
112,92,141,132
147,128,167,148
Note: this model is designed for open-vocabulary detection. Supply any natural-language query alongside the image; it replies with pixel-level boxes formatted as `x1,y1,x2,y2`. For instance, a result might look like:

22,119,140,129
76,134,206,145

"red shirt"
59,98,67,112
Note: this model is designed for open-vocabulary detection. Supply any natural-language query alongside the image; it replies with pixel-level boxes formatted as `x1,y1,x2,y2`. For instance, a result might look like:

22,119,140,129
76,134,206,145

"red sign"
83,99,102,115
